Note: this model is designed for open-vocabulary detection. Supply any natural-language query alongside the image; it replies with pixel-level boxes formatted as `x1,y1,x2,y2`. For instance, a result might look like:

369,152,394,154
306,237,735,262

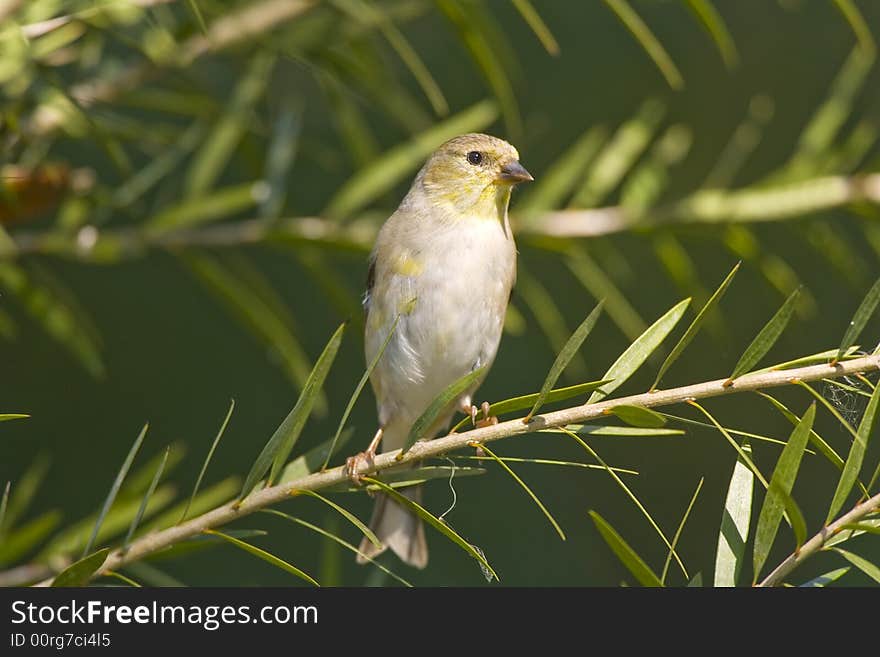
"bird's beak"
497,160,534,184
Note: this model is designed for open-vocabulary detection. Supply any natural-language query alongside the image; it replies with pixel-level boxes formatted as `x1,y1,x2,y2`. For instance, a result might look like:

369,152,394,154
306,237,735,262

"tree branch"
757,489,880,587
20,352,878,586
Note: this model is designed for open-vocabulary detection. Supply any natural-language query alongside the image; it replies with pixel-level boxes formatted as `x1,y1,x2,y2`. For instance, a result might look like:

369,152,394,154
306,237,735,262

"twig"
19,353,878,586
757,489,880,587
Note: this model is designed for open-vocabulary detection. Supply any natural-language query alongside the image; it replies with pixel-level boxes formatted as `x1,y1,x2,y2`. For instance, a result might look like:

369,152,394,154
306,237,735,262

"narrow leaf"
602,0,684,89
456,455,637,476
652,262,740,390
52,548,110,587
524,301,603,421
588,298,691,403
240,322,346,499
361,477,498,581
662,477,703,584
0,481,9,542
83,424,149,557
832,0,876,56
589,511,663,587
102,571,142,588
204,530,319,586
1,452,50,532
0,414,28,422
280,430,354,483
181,400,234,523
837,275,880,361
684,0,739,68
0,511,62,566
123,446,170,551
688,401,769,489
571,424,684,438
799,567,850,587
404,366,487,453
294,490,379,548
727,287,801,382
608,405,667,428
714,441,754,587
476,443,565,540
327,465,487,492
826,377,880,524
832,548,880,584
511,0,560,55
753,404,815,580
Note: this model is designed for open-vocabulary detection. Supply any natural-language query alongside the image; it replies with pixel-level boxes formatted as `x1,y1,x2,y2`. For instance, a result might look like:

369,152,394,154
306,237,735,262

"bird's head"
417,133,533,219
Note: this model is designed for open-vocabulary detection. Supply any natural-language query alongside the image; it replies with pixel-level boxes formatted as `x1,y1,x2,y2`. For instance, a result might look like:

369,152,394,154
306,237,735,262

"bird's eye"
466,151,483,166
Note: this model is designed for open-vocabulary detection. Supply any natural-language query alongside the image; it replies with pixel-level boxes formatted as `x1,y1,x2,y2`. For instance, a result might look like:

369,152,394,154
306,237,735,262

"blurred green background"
2,0,880,586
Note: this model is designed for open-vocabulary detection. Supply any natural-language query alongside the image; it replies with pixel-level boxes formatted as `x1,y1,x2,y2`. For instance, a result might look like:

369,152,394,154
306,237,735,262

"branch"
757,489,880,587
5,173,879,260
21,353,878,586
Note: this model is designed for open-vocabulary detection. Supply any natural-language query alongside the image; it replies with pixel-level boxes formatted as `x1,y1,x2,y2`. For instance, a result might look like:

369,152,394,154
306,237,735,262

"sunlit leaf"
799,567,850,587
715,441,754,587
652,262,740,390
475,443,565,540
326,465,487,492
727,287,801,383
524,301,603,422
181,400,235,523
588,298,691,403
688,401,769,489
569,424,684,438
51,548,110,587
455,455,637,476
837,275,880,362
240,322,346,499
124,446,170,551
280,430,354,483
0,414,29,422
831,0,876,56
403,366,487,453
361,476,498,581
753,404,814,580
83,424,149,557
589,510,663,587
832,547,880,584
204,530,319,586
293,489,379,548
662,477,703,584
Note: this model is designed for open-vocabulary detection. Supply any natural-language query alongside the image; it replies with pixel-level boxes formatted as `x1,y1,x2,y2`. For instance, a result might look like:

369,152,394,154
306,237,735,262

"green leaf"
294,490,379,548
826,377,880,524
123,446,170,551
831,0,876,57
570,424,684,438
832,548,880,584
727,287,801,382
837,275,880,362
714,441,754,587
0,511,62,566
525,301,603,421
478,380,612,423
511,0,559,55
102,571,142,587
280,430,354,483
147,181,268,233
324,100,498,218
325,309,407,470
140,478,238,535
799,567,850,587
262,510,412,587
204,530,319,586
589,511,663,587
0,481,8,542
0,414,28,422
455,455,636,476
260,101,302,219
51,548,111,587
186,0,209,35
652,262,740,390
608,405,667,428
662,477,703,584
1,452,49,532
588,298,691,403
476,443,565,540
181,400,235,523
146,530,268,562
361,477,498,581
240,322,346,499
403,366,487,454
683,0,739,68
326,465,487,492
601,0,683,89
83,423,149,557
753,404,815,580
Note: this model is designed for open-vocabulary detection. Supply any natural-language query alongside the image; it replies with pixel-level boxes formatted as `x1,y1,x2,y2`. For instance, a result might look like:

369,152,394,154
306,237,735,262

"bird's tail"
357,485,428,569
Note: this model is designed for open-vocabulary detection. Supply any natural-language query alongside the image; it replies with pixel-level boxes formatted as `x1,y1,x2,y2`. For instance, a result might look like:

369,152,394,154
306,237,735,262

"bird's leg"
344,426,383,484
475,400,498,428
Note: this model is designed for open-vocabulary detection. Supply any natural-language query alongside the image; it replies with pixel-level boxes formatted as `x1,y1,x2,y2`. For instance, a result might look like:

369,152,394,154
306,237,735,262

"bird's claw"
467,401,498,429
344,449,376,484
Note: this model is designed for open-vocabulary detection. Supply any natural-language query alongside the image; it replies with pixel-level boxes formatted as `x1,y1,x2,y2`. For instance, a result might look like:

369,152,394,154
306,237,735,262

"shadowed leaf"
727,287,801,382
52,548,110,587
241,322,346,499
662,477,703,583
475,443,565,540
204,529,319,586
525,301,603,421
800,567,850,587
0,511,62,566
832,0,876,56
653,262,740,390
361,476,498,581
83,424,149,557
753,404,814,579
588,298,691,403
589,510,663,587
124,446,170,551
511,0,559,54
280,429,354,483
294,489,379,548
832,548,880,584
837,275,880,362
608,405,667,428
684,0,739,68
1,452,49,532
715,441,754,587
181,400,235,523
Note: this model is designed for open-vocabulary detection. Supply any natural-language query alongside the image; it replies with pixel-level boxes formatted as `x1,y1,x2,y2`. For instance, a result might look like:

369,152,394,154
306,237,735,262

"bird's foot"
344,427,383,484
474,401,498,428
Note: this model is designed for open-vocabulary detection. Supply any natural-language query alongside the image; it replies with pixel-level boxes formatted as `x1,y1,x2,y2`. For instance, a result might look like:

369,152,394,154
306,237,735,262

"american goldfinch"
349,133,532,568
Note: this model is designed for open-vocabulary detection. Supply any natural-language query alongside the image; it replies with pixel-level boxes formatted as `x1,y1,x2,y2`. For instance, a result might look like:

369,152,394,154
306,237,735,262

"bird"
347,133,533,568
